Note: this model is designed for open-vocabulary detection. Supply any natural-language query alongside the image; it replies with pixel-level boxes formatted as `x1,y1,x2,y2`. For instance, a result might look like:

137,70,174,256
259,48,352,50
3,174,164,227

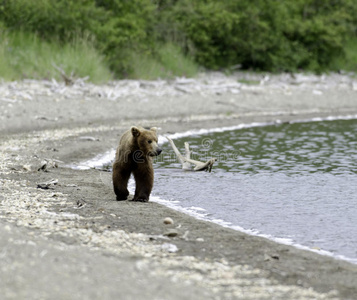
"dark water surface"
153,119,357,262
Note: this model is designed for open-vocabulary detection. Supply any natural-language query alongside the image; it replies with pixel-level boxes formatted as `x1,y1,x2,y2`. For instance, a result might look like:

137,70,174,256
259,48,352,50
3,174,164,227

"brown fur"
112,126,162,202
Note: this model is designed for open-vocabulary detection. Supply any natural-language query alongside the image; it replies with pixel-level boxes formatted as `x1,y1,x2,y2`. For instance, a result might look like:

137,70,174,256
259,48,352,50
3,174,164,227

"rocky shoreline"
1,72,357,299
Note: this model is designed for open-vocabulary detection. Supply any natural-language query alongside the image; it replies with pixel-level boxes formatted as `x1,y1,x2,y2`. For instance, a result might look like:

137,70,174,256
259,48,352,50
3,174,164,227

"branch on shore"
165,136,216,172
52,63,75,86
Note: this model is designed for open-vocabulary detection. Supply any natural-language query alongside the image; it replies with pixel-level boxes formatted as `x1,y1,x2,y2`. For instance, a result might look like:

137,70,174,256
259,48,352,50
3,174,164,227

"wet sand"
1,72,357,299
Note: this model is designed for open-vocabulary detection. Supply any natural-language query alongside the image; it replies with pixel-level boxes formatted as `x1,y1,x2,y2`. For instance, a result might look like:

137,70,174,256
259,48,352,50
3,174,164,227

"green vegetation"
0,30,112,83
1,0,357,81
237,79,261,85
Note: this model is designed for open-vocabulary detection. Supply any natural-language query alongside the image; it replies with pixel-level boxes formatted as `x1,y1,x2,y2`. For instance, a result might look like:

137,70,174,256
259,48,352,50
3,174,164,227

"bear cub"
112,126,162,202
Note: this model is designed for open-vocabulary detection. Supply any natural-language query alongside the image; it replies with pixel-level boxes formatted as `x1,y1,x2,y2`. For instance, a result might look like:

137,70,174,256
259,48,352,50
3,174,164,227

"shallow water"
153,119,357,262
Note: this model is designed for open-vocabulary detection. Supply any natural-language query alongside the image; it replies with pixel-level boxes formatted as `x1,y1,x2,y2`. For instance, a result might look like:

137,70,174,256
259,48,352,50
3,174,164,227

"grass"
237,78,261,85
128,43,200,80
0,31,199,82
5,28,355,83
0,31,113,83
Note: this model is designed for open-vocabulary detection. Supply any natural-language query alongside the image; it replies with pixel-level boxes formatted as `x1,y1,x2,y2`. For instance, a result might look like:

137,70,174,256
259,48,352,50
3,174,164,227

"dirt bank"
1,72,357,299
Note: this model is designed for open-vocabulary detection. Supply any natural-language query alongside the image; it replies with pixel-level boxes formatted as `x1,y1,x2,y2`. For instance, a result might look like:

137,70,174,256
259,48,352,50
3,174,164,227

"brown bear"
112,126,162,202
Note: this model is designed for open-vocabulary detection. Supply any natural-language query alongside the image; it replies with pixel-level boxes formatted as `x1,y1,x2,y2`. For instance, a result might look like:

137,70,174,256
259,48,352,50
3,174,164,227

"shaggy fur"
112,126,162,202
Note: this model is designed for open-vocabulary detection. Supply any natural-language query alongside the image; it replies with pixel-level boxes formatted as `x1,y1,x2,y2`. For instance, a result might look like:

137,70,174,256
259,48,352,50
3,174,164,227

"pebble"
264,253,280,261
78,136,98,141
163,217,174,225
65,184,78,187
164,229,178,238
37,159,58,172
22,164,32,171
37,178,59,190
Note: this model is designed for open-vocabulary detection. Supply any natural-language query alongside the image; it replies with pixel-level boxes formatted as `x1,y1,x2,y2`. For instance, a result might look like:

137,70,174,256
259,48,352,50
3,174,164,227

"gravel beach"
1,72,357,299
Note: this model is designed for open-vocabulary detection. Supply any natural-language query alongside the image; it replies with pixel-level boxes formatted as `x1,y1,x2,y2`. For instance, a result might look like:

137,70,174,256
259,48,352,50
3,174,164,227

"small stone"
264,253,279,261
75,199,86,208
313,89,323,95
37,178,58,189
38,161,48,171
22,164,32,171
79,136,98,141
182,230,190,240
163,217,174,225
196,237,204,242
65,184,78,187
38,159,58,172
164,229,178,237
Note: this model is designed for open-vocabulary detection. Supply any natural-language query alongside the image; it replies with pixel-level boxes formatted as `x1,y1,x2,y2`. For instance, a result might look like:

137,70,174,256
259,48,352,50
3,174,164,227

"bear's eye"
148,140,152,144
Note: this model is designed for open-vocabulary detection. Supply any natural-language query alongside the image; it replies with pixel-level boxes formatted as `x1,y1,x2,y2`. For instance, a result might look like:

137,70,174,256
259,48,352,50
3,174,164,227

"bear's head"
131,126,162,157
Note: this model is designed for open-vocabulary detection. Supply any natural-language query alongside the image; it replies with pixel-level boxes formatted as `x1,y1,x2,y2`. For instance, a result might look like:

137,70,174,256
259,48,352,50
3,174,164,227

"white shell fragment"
161,243,179,253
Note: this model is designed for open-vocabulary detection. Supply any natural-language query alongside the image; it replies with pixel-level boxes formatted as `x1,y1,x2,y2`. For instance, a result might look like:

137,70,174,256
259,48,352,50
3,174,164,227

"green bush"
0,0,158,77
1,0,357,77
0,0,105,40
95,0,157,77
170,0,357,72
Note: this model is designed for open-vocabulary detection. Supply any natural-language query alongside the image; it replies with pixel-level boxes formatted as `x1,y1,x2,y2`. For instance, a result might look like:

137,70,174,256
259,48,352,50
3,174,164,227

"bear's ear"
131,126,141,137
150,127,157,133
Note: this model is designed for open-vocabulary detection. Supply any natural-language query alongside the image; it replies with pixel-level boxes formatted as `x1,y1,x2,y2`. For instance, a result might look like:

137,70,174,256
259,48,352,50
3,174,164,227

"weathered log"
165,136,216,172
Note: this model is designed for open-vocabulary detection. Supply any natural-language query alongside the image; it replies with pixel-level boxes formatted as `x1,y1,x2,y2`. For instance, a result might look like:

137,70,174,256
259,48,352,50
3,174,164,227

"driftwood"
37,178,58,190
52,63,75,86
165,136,216,172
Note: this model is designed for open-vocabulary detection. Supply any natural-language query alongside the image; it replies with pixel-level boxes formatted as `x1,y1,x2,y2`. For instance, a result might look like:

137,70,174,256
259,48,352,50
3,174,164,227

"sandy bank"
1,72,357,299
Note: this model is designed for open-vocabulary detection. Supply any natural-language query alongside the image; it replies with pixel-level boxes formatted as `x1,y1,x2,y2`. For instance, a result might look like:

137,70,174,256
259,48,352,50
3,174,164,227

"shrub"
0,30,112,82
0,0,105,40
95,0,158,77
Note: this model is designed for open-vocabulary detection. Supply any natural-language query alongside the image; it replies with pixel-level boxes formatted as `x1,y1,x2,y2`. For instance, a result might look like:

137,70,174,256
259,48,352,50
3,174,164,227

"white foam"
69,149,115,170
160,121,273,145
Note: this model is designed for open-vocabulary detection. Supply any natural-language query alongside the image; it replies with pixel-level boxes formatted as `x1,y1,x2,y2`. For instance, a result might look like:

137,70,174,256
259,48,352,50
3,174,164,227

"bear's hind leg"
113,164,131,201
133,187,151,202
132,190,150,202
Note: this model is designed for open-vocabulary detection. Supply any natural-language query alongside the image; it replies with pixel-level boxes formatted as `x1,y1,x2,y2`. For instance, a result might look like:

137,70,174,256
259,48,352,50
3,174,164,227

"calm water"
152,119,357,262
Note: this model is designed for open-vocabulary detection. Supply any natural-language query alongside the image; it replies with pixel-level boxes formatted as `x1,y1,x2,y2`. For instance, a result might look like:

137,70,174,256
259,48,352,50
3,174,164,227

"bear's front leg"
115,187,129,201
112,163,131,201
132,165,153,202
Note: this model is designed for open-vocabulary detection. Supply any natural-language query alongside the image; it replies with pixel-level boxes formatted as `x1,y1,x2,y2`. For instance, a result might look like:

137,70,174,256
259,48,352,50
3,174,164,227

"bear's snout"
151,148,162,156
